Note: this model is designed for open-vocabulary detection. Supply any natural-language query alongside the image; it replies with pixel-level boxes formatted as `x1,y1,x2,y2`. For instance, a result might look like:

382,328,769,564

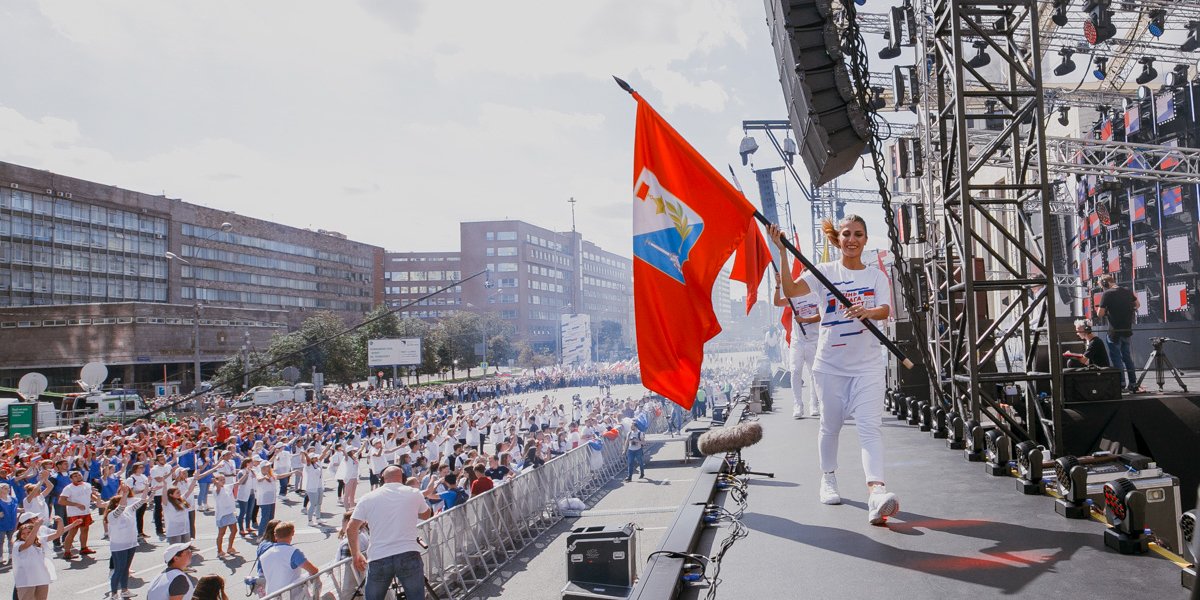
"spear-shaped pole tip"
612,76,635,95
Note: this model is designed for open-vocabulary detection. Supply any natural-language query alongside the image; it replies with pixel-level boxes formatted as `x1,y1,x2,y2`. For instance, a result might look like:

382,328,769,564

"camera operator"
1096,275,1142,393
346,465,431,600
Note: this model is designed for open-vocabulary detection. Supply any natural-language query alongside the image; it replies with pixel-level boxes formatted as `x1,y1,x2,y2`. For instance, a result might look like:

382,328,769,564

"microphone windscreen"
697,422,763,456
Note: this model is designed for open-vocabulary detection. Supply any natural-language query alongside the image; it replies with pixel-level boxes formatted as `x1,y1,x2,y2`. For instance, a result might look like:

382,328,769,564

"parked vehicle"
0,397,59,431
65,389,149,419
231,383,315,408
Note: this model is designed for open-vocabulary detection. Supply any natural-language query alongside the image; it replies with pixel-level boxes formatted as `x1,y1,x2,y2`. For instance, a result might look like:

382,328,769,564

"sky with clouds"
0,0,897,275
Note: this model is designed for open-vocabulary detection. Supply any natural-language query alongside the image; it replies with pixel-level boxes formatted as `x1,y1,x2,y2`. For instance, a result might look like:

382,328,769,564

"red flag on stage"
781,234,804,346
629,91,756,409
730,219,772,315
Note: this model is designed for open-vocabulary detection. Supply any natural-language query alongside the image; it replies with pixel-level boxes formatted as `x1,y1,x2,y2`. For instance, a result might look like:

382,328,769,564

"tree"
595,320,624,362
435,311,486,375
516,340,556,369
288,311,359,385
211,349,283,395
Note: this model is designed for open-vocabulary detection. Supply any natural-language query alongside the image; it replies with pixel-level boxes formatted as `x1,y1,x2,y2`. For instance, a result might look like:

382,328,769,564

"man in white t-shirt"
149,455,172,537
59,470,101,558
347,465,431,600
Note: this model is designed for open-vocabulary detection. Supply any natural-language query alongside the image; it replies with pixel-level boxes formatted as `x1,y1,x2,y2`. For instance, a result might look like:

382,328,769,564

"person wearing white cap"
302,448,332,526
13,511,79,600
145,542,195,600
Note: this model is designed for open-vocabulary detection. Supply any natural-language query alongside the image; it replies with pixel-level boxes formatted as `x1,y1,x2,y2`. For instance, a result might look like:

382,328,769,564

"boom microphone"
697,422,764,456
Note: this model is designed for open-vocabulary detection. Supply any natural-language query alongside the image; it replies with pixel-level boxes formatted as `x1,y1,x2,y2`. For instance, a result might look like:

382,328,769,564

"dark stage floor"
706,388,1190,599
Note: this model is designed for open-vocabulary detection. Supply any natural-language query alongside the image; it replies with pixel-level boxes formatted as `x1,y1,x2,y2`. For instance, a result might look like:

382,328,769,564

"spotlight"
983,429,1011,476
1051,0,1069,27
1057,106,1070,126
1053,48,1077,76
1093,56,1108,81
895,393,910,420
1181,507,1197,562
966,40,991,69
1083,1,1117,45
931,407,949,439
946,410,966,450
918,401,933,432
1013,441,1045,495
738,134,758,166
964,419,986,462
879,6,903,59
1053,455,1092,519
1103,477,1150,554
782,136,797,165
1165,64,1191,88
869,86,886,110
1182,21,1200,53
1148,9,1166,38
906,398,921,426
1135,57,1158,85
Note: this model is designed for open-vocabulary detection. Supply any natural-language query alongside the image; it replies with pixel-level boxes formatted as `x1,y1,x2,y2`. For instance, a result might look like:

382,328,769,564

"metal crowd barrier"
262,411,666,600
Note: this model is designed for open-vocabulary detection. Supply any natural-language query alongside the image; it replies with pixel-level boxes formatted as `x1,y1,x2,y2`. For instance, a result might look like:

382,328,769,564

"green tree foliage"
595,319,624,361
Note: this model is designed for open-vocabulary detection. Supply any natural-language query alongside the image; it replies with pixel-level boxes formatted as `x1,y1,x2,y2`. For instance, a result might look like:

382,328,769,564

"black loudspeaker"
774,368,792,388
895,203,926,244
564,524,637,598
765,0,870,186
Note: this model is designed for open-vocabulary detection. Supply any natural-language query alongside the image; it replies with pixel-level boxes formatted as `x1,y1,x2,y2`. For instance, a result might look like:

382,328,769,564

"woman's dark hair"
193,574,228,600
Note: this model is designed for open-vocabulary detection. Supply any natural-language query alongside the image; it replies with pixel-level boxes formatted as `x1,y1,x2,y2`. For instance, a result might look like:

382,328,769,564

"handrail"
260,409,670,600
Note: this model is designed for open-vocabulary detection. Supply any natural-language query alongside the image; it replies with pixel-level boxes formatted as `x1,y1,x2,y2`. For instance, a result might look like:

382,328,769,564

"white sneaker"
809,404,821,417
819,473,842,505
793,404,806,419
867,485,899,525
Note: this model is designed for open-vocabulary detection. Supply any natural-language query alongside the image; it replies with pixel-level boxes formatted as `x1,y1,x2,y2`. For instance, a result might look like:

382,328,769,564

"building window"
497,247,517,256
486,232,495,241
486,248,495,256
497,231,517,241
497,262,518,272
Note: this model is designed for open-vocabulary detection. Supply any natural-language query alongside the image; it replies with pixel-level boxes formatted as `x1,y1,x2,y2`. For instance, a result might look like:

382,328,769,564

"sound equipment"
764,0,870,186
750,377,773,412
696,422,764,456
563,524,637,599
1050,453,1186,553
1062,368,1123,402
773,368,792,389
685,428,708,460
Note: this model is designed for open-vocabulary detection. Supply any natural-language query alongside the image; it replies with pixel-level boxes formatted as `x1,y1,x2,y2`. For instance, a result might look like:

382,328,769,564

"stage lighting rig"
1148,9,1167,38
1165,64,1192,88
947,409,966,450
917,401,933,433
907,397,922,426
1014,441,1045,495
1053,455,1093,519
1103,478,1150,554
1182,21,1200,53
879,6,903,60
1083,1,1117,45
1136,57,1159,86
965,419,987,462
1093,56,1109,81
738,133,758,166
967,40,991,69
1057,107,1071,126
1051,0,1069,27
983,429,1011,477
1053,48,1078,76
931,407,949,439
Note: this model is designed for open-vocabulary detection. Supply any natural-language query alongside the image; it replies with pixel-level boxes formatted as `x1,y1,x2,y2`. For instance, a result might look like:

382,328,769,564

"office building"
0,161,383,390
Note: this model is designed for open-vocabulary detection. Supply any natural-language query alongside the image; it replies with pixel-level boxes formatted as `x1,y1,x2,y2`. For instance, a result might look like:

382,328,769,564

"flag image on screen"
1136,289,1149,316
1125,153,1148,170
1156,94,1175,125
1167,282,1188,312
1126,106,1140,135
1129,194,1146,222
1107,247,1120,273
1133,240,1148,269
1089,212,1101,236
1162,186,1184,216
1101,119,1113,140
1091,251,1104,276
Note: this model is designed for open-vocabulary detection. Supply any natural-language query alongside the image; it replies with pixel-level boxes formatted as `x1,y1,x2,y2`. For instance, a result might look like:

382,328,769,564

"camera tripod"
1134,337,1190,393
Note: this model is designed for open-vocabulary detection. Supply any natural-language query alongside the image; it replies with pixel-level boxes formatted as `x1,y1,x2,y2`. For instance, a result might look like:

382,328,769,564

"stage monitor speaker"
895,203,926,245
774,368,792,388
765,0,871,186
565,524,637,593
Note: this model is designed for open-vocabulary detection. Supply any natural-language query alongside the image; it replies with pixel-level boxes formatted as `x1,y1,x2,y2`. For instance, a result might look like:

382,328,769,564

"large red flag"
731,219,772,314
630,91,756,409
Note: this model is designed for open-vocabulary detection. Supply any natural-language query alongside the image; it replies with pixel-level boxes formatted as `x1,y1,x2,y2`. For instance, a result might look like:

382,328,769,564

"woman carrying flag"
768,217,899,526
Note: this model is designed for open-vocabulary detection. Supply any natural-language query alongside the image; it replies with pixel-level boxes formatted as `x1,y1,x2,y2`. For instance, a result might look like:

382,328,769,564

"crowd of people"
0,363,717,600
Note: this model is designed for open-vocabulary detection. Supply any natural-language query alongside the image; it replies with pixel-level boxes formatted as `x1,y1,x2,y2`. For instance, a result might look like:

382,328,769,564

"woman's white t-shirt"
785,292,821,343
801,261,891,377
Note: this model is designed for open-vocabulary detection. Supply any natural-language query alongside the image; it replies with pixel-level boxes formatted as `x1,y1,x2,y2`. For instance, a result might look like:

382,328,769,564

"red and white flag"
629,91,759,409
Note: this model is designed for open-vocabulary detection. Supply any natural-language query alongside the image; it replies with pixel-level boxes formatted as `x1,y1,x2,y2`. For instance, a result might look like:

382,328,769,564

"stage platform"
701,387,1190,599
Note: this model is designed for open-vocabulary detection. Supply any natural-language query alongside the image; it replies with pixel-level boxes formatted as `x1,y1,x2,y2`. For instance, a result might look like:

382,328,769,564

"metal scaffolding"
929,0,1066,452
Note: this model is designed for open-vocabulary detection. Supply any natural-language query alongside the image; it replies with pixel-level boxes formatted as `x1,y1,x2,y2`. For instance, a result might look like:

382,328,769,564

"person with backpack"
624,427,645,482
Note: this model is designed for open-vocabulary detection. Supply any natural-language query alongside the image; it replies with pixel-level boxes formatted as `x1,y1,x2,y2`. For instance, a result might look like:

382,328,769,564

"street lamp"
165,221,235,403
452,359,458,380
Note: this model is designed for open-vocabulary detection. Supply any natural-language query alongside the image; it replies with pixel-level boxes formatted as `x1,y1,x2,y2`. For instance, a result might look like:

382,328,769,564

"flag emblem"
633,168,704,285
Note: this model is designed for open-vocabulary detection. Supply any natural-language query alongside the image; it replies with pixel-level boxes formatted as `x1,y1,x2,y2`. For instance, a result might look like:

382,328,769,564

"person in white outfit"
13,512,80,600
770,216,900,526
774,282,822,418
